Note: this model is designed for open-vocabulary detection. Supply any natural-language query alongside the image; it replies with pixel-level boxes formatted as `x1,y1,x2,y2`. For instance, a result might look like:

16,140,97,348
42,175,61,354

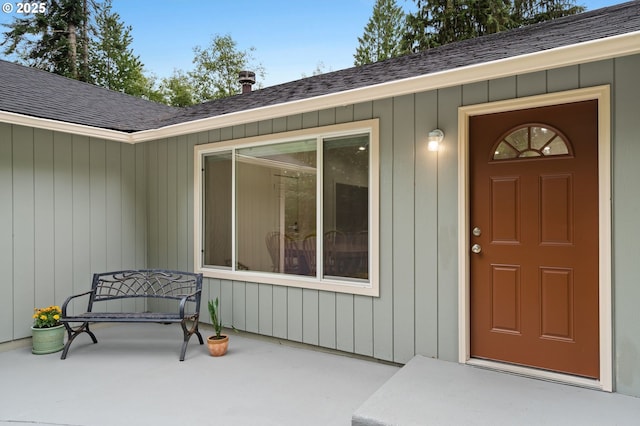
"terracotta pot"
207,335,229,356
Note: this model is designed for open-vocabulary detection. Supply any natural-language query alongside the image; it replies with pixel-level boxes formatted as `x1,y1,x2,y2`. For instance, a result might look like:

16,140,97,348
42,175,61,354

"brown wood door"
469,100,599,379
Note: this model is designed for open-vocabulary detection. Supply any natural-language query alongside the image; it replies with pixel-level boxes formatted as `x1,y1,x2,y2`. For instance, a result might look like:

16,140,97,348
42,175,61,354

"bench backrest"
90,270,202,310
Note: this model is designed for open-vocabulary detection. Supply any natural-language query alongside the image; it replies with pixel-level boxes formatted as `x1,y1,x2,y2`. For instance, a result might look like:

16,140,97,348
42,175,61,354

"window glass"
323,135,369,280
203,152,232,268
492,125,571,160
197,120,378,295
236,140,317,275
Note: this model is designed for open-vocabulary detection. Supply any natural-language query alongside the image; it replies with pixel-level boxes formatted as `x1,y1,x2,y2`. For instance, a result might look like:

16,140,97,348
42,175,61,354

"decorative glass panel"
504,128,529,151
492,125,572,161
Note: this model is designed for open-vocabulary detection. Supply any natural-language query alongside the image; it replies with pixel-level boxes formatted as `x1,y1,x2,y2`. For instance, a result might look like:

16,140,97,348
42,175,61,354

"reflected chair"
302,234,317,276
265,231,281,272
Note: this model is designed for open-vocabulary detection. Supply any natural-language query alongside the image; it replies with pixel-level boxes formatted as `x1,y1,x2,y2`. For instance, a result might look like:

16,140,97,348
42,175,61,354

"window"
195,120,379,296
492,125,572,160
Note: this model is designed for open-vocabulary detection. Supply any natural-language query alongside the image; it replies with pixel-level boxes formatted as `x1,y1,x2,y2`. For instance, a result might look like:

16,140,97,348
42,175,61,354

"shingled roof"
1,1,639,133
0,59,178,132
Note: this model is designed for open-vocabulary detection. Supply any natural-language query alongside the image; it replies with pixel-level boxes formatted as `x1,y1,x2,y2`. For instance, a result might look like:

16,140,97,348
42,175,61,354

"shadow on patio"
0,323,398,426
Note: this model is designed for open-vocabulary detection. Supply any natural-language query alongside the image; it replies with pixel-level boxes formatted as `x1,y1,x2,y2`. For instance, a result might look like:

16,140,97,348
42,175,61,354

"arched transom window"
492,124,573,160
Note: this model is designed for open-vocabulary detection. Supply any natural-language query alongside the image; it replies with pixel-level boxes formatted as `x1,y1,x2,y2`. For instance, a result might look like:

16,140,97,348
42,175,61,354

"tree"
1,0,91,79
188,34,264,102
511,0,584,26
159,69,196,107
90,0,145,95
354,0,406,65
301,61,332,78
402,0,584,53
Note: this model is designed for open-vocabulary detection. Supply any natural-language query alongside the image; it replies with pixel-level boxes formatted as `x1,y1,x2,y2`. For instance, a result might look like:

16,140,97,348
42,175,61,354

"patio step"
352,355,640,425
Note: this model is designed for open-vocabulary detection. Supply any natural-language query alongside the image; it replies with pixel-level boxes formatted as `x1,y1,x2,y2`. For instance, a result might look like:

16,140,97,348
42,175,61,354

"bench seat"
60,270,203,361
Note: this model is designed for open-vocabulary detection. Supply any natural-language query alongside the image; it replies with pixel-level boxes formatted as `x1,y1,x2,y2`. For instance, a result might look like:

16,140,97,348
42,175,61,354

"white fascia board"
0,110,132,142
130,30,640,142
1,31,639,143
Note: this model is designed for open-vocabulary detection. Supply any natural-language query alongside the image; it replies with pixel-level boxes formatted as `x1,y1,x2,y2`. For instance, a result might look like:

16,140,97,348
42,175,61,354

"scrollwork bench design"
60,270,203,361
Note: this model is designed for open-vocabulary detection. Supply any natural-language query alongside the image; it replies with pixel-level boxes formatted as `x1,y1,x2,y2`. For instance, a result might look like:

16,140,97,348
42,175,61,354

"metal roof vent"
239,71,256,94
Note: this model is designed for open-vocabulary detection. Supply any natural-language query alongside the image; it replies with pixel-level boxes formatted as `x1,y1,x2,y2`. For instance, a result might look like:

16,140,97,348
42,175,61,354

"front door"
469,100,599,379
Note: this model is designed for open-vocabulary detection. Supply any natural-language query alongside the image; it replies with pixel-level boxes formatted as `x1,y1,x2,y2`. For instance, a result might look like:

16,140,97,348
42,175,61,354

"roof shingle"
1,1,639,132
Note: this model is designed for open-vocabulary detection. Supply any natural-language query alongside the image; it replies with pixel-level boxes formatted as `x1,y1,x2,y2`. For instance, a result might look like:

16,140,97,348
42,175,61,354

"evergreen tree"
402,0,584,53
354,0,406,65
1,0,90,79
511,0,584,26
90,0,146,95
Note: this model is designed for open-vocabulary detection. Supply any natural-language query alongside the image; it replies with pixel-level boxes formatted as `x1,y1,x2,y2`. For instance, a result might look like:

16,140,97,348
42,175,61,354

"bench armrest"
179,289,202,318
61,290,95,317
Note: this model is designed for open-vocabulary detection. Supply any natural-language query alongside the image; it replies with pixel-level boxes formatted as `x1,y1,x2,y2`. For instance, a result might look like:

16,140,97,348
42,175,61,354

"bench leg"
60,322,98,360
179,317,203,361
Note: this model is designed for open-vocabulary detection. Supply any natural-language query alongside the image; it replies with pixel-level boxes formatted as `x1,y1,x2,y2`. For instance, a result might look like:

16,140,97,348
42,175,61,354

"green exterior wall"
0,129,147,340
1,55,639,396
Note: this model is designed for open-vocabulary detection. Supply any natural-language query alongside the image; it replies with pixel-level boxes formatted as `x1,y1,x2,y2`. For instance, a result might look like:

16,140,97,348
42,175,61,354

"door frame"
457,85,612,392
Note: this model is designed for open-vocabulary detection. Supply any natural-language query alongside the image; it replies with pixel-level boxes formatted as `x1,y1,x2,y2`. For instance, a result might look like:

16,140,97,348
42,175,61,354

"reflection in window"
323,135,369,279
493,125,571,160
236,140,317,275
203,152,232,268
201,131,372,284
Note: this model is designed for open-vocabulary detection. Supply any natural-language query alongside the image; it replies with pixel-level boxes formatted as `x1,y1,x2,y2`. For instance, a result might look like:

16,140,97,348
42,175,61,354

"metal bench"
60,270,203,361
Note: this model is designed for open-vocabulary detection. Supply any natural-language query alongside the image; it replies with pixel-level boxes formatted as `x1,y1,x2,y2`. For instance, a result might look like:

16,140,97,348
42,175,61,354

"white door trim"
457,85,612,392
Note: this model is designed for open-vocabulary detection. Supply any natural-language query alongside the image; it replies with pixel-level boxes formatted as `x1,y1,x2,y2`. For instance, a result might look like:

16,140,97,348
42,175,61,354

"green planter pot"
31,324,65,355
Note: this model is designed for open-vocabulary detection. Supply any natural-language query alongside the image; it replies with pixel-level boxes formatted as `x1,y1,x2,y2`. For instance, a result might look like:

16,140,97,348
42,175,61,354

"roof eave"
0,110,132,142
2,30,640,144
130,30,640,143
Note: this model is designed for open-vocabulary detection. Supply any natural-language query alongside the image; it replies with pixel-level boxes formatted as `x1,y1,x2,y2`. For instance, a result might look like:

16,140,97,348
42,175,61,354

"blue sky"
0,0,626,88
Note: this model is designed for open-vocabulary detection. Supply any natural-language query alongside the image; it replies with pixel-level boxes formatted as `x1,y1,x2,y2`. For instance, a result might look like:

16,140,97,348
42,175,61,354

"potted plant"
206,298,228,356
31,305,65,355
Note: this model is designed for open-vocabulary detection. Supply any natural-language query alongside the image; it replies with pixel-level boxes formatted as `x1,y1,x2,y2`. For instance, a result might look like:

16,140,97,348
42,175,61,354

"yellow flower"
40,315,47,320
53,314,60,320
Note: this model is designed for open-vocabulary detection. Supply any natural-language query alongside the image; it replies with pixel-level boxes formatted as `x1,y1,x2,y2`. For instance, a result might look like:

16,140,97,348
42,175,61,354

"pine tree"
402,0,584,53
1,0,90,79
89,0,147,95
354,0,406,65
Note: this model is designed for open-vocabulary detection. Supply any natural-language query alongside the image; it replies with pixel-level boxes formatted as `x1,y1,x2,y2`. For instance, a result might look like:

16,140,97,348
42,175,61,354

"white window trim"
194,119,380,297
457,86,612,391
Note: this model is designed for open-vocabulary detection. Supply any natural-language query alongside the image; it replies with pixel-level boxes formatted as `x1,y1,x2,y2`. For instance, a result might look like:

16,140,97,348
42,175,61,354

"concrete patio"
0,323,398,426
1,323,639,425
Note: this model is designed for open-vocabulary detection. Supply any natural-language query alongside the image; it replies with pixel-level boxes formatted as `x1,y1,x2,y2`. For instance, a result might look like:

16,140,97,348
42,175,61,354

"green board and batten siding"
1,55,640,396
0,129,147,340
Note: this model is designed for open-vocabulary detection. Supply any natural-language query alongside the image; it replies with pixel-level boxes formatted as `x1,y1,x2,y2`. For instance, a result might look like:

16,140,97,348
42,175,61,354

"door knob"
471,244,482,254
472,227,482,237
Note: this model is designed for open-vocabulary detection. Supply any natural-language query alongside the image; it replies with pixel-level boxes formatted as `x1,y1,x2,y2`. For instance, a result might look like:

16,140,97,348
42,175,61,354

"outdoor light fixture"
428,129,444,152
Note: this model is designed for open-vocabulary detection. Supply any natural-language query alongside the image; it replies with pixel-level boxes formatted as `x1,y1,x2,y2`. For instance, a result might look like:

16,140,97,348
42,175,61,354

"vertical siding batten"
612,54,640,397
436,86,461,362
34,129,55,309
71,135,90,313
392,94,416,363
167,137,178,271
414,89,440,358
0,123,13,341
373,97,395,362
53,132,73,314
12,126,35,338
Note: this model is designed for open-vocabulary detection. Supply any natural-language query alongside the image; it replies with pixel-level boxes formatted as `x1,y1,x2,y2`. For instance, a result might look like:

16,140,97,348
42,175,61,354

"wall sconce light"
428,129,444,152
